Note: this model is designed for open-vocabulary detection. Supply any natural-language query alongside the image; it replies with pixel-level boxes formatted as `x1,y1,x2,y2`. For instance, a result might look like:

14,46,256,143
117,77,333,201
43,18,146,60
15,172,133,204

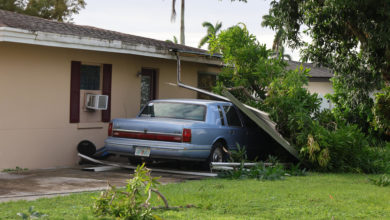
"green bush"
300,122,390,173
369,174,390,187
264,66,321,145
92,164,161,220
373,86,390,137
363,143,390,174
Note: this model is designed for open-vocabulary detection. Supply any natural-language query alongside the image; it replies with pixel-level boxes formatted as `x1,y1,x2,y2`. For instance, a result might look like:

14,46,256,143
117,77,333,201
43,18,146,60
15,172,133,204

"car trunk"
111,117,203,143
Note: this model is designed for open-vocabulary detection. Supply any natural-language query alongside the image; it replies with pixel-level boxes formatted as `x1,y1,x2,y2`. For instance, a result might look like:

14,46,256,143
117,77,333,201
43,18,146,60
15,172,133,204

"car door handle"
229,130,235,135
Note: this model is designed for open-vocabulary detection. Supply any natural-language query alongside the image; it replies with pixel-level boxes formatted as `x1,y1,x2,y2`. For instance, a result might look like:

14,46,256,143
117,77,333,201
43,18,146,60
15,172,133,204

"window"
217,106,225,126
140,102,206,121
80,65,100,90
197,72,217,100
223,106,242,127
140,68,157,108
70,61,112,123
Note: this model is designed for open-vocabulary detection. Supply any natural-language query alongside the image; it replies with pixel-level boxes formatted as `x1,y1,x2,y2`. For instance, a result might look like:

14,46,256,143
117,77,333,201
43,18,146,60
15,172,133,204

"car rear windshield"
139,102,206,121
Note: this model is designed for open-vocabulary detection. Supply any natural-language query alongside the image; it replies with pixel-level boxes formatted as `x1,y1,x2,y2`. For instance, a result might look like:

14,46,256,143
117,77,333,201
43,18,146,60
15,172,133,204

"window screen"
223,106,242,127
80,65,100,90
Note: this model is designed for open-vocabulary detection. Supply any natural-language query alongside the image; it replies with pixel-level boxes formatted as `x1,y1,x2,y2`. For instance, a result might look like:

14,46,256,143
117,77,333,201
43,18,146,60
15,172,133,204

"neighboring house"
0,10,221,169
287,61,334,109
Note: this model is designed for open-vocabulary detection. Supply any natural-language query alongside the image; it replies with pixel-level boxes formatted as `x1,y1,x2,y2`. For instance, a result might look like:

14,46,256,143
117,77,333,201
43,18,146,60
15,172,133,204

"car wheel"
207,142,227,169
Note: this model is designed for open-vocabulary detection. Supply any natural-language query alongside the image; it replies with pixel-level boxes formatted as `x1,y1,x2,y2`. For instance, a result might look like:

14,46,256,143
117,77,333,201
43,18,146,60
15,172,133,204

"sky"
73,0,299,61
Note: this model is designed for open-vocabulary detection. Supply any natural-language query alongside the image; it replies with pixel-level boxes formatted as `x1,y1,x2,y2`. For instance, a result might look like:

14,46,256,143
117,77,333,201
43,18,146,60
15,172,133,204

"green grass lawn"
1,173,390,219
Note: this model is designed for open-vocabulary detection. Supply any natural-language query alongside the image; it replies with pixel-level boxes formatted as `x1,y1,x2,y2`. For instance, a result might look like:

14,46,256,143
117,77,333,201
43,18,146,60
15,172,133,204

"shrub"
363,143,390,174
218,162,286,180
373,86,390,137
300,122,371,172
228,144,248,162
264,66,321,145
92,164,161,220
369,174,390,187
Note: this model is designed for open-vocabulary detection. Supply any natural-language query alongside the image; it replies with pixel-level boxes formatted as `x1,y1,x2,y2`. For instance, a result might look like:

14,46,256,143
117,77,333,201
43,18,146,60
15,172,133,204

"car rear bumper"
104,137,211,161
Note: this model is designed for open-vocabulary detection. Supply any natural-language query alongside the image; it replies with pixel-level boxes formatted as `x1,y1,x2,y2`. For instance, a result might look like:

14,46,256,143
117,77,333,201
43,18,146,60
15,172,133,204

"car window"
223,105,242,127
217,105,225,126
139,102,206,121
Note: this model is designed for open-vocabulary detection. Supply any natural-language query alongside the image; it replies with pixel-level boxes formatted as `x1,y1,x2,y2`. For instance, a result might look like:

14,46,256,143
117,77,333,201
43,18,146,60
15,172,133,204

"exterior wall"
307,80,334,109
0,42,218,169
307,81,333,95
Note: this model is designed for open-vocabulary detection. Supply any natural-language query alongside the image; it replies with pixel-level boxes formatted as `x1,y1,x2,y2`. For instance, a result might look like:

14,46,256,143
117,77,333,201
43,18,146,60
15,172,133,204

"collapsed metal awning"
172,50,300,160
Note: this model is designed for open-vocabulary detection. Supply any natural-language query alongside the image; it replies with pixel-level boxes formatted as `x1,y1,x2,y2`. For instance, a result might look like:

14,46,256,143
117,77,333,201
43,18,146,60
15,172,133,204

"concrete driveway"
0,164,206,202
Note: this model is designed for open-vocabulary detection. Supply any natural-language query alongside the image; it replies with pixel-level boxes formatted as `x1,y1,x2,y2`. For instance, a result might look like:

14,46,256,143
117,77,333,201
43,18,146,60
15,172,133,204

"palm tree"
198,21,222,49
171,0,185,45
271,29,291,60
165,36,178,44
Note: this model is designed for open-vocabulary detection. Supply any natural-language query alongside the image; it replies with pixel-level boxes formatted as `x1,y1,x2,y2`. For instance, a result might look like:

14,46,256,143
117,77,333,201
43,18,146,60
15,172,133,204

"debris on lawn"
78,153,218,177
210,162,291,171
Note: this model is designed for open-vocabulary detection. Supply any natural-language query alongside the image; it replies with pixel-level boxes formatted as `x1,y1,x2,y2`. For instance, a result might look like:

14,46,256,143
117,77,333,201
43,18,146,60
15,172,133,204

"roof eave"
0,27,222,66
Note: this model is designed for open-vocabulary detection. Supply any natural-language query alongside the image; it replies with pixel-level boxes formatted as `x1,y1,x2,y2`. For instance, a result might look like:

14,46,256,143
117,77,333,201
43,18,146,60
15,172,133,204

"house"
287,61,334,109
0,9,221,169
0,9,335,170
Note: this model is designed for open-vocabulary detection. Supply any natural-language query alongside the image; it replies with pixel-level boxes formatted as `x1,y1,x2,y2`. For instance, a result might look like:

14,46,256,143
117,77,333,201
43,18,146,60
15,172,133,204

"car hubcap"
212,148,223,162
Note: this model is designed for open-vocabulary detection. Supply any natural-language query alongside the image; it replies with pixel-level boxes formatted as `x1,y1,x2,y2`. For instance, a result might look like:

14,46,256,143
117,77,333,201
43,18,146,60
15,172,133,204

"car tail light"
182,128,191,143
108,122,113,136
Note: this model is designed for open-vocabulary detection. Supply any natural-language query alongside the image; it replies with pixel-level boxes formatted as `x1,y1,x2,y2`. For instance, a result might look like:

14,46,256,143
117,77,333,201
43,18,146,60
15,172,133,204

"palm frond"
198,36,210,48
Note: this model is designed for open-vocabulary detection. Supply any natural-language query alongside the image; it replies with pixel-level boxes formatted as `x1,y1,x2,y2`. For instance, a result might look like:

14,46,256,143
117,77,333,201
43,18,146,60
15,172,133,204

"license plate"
135,146,150,157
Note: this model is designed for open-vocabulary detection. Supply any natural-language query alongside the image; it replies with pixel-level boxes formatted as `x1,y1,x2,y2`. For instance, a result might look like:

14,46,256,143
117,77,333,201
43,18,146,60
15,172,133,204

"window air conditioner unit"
86,94,108,110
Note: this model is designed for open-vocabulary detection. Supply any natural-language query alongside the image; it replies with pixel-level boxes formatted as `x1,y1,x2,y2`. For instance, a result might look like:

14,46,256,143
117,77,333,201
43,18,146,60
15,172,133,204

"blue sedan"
104,99,260,165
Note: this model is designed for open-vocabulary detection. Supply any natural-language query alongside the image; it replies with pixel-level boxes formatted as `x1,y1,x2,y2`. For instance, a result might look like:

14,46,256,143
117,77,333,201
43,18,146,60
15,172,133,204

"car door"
222,104,246,151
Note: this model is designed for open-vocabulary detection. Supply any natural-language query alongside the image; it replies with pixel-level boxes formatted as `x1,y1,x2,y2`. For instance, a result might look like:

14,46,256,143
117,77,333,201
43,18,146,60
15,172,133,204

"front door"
140,68,157,108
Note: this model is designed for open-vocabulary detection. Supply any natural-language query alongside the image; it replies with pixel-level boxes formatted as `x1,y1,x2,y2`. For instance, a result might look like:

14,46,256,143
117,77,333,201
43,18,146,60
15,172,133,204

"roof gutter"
0,27,222,65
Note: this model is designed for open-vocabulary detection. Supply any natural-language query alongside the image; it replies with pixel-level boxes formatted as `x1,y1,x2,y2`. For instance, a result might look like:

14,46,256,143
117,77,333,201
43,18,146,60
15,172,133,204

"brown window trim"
69,61,112,123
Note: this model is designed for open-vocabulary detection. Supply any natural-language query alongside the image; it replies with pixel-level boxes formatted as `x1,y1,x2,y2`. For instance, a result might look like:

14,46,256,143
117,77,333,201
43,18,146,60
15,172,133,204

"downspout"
174,51,229,101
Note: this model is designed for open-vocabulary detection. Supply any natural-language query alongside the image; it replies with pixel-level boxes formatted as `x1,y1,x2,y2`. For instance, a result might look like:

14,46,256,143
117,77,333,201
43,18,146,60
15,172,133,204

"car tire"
207,142,227,169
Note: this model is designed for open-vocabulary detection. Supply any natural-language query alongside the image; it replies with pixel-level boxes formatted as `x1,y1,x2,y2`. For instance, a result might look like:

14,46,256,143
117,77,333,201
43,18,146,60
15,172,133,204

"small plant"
93,163,194,219
218,162,287,181
3,166,28,173
287,163,307,176
17,206,47,219
369,174,390,187
265,155,280,165
229,144,247,162
93,163,161,219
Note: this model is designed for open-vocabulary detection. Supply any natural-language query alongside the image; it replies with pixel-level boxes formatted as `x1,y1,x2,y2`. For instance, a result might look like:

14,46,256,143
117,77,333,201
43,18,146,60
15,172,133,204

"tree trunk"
180,0,185,45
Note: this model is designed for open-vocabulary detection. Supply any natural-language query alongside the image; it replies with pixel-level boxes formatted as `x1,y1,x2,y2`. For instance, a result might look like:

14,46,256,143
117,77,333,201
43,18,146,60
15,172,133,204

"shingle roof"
0,9,206,54
287,61,333,78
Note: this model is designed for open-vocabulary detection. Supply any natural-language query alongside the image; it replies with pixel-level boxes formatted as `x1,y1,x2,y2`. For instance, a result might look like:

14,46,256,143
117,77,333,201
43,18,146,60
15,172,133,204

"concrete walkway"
0,165,205,202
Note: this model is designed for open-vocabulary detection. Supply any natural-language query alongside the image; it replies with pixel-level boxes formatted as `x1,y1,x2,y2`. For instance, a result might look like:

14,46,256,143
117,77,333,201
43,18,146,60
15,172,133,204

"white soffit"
0,27,221,65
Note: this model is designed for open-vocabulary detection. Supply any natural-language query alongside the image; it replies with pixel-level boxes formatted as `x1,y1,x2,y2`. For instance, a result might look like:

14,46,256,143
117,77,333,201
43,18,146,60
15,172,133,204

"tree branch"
151,188,169,208
226,86,263,101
